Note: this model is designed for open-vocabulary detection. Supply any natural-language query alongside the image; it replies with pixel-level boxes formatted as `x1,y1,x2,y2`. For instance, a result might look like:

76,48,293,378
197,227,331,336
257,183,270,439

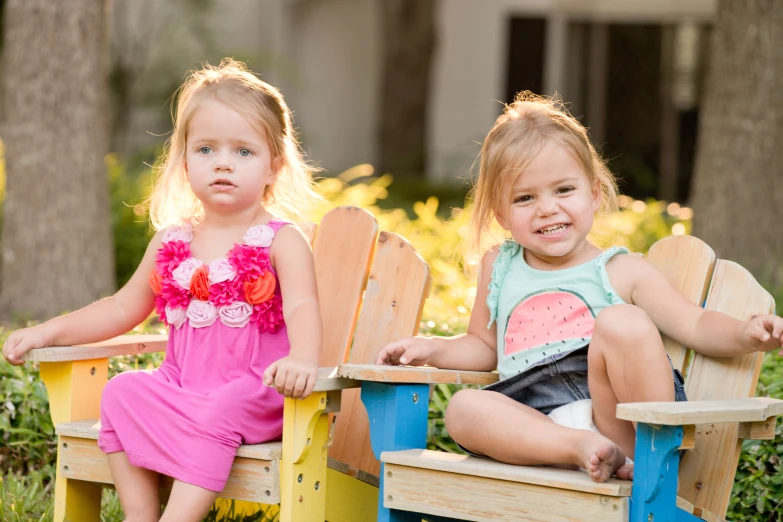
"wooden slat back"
312,207,378,366
329,231,432,477
677,260,775,517
645,235,716,372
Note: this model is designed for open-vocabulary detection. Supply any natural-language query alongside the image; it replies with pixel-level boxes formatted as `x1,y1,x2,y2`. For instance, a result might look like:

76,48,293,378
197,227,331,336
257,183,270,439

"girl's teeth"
540,225,567,235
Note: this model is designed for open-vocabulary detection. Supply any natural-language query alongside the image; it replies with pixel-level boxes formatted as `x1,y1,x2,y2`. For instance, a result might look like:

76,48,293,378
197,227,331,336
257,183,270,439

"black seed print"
546,342,549,346
561,340,566,343
582,313,585,318
512,356,515,360
525,359,529,364
543,352,546,356
563,317,567,322
547,306,550,310
570,306,573,309
581,338,585,341
559,301,562,305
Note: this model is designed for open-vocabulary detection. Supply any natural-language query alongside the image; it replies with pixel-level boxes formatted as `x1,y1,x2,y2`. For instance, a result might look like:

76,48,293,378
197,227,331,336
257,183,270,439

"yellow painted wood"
279,393,330,522
212,500,280,520
325,467,378,522
40,360,108,522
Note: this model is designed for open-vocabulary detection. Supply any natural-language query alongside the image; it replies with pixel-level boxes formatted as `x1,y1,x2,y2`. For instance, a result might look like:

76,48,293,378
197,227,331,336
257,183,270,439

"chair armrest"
313,367,361,391
616,397,783,425
22,334,168,362
337,363,499,386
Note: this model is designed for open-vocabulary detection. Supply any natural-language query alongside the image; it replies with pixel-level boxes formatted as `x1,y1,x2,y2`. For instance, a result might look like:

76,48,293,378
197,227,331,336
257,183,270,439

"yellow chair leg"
40,360,108,522
325,468,378,522
279,392,330,522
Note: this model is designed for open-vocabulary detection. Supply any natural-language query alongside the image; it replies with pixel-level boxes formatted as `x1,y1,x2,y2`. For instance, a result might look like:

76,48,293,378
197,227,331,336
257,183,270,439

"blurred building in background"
119,0,715,202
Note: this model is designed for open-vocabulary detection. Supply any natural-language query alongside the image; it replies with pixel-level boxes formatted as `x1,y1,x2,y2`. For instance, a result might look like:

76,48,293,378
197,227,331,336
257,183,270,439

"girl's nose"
537,197,558,216
214,153,233,172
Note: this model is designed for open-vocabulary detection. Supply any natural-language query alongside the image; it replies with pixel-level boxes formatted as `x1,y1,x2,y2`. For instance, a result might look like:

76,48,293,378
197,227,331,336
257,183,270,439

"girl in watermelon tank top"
374,92,783,484
2,59,324,521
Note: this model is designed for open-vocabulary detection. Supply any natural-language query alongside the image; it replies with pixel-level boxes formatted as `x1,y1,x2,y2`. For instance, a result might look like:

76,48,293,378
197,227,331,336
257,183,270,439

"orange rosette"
149,268,163,294
190,265,210,301
244,271,276,305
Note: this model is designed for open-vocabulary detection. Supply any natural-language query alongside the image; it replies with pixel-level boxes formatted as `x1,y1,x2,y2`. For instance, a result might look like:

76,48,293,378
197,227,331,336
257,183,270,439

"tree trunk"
0,0,114,320
377,0,436,178
690,0,783,282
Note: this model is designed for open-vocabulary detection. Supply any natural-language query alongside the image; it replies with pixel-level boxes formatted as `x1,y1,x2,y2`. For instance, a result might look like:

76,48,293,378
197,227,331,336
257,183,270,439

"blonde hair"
146,58,320,230
469,91,618,255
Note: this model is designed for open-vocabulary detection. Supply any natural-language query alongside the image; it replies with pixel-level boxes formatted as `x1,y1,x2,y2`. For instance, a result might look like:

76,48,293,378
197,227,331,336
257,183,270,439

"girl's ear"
494,208,509,230
591,180,602,212
271,156,283,181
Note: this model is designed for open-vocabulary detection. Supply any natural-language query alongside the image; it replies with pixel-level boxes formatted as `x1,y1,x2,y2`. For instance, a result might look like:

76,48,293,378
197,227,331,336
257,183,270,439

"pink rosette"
156,240,191,275
208,278,243,307
165,306,187,329
162,224,193,244
172,258,204,290
154,294,168,324
228,243,271,280
243,224,274,247
208,258,237,284
186,299,218,328
160,279,190,310
252,293,285,333
219,301,253,328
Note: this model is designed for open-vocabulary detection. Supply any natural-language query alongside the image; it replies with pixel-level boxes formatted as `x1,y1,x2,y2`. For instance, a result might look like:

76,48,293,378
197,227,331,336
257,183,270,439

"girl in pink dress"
2,59,323,521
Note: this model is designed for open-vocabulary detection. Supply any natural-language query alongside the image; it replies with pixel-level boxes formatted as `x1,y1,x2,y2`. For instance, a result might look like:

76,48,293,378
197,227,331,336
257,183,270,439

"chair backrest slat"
646,236,716,372
312,207,378,366
677,259,775,516
329,231,431,477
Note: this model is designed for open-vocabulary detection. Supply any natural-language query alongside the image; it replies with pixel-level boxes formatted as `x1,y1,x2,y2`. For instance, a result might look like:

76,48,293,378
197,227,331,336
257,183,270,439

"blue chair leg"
630,423,684,522
361,382,430,522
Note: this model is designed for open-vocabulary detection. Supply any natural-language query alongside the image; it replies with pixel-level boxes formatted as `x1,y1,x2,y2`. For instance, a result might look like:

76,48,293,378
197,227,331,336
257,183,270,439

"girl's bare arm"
263,225,321,397
620,255,782,357
377,248,499,372
3,232,162,363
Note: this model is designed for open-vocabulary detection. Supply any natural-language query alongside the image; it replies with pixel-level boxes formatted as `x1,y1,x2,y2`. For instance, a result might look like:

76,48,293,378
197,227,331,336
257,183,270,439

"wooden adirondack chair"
338,235,782,522
21,206,432,522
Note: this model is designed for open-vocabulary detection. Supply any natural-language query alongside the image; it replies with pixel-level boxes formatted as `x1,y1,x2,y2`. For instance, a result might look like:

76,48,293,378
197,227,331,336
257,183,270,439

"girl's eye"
514,195,533,203
238,148,252,157
557,186,574,194
199,146,211,154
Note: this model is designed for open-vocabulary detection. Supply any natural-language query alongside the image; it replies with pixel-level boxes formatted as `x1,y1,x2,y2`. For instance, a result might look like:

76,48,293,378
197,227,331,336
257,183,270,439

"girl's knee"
594,304,658,344
444,389,483,437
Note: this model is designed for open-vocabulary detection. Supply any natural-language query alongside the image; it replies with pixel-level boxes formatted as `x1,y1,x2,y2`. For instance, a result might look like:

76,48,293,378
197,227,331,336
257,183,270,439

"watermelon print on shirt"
504,289,595,355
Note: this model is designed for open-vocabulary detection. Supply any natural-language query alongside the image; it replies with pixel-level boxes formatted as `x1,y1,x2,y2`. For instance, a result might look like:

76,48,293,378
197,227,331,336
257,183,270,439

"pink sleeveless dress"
98,221,290,491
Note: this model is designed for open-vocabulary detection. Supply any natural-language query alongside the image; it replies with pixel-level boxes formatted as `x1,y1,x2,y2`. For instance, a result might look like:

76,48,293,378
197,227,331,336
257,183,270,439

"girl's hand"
742,315,783,354
2,325,52,366
263,355,319,399
375,337,436,366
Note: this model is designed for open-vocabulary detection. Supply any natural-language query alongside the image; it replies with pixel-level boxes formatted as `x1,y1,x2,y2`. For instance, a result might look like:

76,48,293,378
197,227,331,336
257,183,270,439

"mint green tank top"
487,241,629,381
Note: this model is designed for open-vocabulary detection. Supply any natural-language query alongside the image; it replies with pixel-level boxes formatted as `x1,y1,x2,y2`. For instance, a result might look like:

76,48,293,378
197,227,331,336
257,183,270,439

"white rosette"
243,225,274,247
171,258,204,290
165,306,187,329
208,258,237,284
219,301,253,328
162,224,193,243
186,299,218,328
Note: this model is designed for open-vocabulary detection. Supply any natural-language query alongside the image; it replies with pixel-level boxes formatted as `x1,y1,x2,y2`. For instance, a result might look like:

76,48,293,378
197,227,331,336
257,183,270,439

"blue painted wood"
361,382,430,522
675,506,704,522
630,423,684,522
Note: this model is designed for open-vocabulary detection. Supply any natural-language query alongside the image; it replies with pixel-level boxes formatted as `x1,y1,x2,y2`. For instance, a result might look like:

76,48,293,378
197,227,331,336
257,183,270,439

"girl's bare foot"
615,461,634,480
578,434,627,482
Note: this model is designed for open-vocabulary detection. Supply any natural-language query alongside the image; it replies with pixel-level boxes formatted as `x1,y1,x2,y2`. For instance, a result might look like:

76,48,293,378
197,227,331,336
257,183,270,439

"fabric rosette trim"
148,225,284,332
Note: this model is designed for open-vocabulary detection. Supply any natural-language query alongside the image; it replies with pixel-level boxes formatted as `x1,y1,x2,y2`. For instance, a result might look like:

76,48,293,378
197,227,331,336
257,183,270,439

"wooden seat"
23,206,432,522
340,235,779,522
